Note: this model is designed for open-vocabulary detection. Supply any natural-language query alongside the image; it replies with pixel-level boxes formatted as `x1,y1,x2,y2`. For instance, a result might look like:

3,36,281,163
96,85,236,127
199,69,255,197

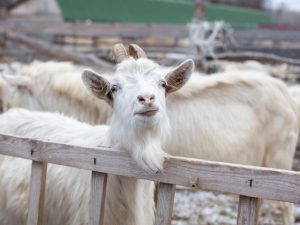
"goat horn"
128,44,147,59
112,43,129,64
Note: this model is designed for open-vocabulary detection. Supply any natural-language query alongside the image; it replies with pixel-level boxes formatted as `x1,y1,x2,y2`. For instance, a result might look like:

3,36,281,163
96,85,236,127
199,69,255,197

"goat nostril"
150,95,155,102
137,95,145,104
138,95,155,105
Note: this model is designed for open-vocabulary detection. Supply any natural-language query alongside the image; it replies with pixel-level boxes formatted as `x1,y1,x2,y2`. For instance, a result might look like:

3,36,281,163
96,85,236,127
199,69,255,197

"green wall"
57,0,195,24
205,3,273,29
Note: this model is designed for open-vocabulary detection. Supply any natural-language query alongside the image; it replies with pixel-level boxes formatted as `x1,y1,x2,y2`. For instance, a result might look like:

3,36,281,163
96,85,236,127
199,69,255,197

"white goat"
0,60,112,124
0,43,194,225
289,85,300,109
218,60,290,79
0,48,299,225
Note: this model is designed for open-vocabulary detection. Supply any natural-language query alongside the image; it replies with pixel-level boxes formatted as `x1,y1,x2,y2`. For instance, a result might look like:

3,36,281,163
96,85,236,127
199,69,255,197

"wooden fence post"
237,195,260,225
89,171,108,225
27,161,47,225
154,183,176,225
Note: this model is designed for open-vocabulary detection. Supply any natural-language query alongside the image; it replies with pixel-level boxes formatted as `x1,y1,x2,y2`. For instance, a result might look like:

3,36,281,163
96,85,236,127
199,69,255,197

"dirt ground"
172,188,300,225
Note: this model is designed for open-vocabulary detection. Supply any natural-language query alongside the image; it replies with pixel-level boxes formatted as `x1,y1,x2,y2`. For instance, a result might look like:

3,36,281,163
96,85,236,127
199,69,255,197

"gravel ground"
172,188,300,225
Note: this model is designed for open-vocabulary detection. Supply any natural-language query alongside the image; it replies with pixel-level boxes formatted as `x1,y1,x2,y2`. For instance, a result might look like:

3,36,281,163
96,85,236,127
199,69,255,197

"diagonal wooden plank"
237,195,260,225
26,161,47,225
154,183,176,225
89,171,107,225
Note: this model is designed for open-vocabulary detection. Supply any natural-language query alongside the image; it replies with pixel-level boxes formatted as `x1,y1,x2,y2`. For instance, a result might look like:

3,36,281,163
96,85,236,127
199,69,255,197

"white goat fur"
1,61,298,165
289,85,300,109
0,61,112,124
0,57,194,225
1,60,299,224
219,60,290,79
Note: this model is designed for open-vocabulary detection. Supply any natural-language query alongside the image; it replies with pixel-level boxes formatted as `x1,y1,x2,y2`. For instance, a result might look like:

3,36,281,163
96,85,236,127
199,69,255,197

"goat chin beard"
109,112,171,172
132,117,171,173
133,114,160,129
132,145,168,173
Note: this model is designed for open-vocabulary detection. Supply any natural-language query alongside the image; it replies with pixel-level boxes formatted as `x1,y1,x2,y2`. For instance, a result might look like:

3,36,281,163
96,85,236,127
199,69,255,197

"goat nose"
137,95,155,105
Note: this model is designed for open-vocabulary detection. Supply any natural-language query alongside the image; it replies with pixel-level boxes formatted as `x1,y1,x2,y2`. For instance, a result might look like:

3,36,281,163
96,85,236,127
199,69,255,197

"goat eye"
160,80,166,88
111,85,119,93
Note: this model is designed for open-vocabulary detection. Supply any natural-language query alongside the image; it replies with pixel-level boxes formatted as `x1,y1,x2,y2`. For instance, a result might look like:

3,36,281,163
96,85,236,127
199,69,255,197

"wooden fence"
0,133,300,225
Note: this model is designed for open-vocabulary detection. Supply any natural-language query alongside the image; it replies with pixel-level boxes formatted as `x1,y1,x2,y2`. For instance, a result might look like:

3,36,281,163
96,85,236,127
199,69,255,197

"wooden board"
2,17,300,42
26,161,47,225
155,183,176,225
89,172,107,225
0,134,300,204
237,196,260,225
0,18,188,38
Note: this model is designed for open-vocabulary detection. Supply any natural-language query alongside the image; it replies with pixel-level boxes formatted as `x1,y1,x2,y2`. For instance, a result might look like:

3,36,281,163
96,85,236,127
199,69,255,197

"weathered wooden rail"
2,16,300,42
0,133,300,225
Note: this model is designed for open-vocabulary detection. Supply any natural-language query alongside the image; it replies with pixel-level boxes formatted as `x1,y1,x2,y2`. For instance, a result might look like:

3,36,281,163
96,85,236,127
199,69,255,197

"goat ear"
82,70,112,104
164,59,194,94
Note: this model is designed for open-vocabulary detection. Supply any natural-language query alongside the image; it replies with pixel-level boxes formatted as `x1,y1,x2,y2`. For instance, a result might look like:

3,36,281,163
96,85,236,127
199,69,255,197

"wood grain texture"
3,17,300,42
237,196,260,225
89,172,107,225
26,161,47,225
0,134,300,203
0,18,188,38
155,183,176,225
0,29,113,69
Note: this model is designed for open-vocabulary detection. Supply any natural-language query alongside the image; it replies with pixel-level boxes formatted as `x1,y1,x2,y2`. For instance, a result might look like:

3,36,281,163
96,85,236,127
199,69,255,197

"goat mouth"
135,109,159,117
